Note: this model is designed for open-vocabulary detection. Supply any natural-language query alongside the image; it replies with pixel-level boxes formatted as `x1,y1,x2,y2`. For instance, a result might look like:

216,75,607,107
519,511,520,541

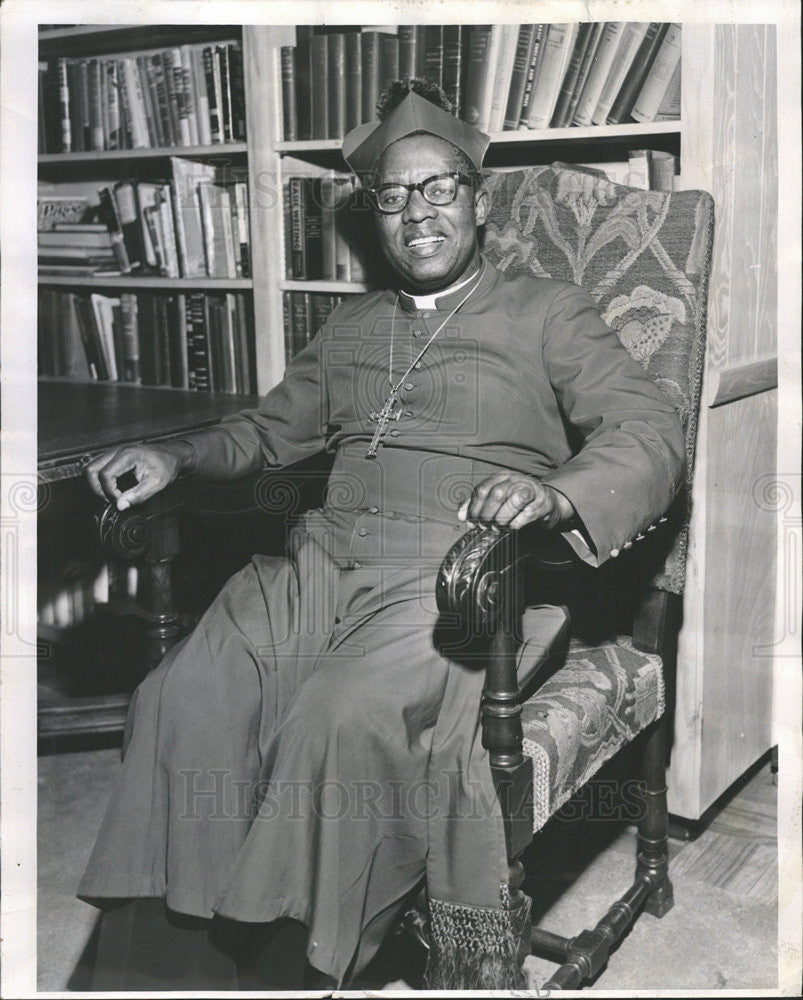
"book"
562,23,603,127
342,32,363,133
90,293,120,381
179,45,200,146
294,35,313,140
217,44,233,142
654,60,681,121
378,33,400,96
398,25,424,81
591,22,649,125
327,33,347,140
503,24,537,130
626,148,651,189
203,45,223,143
119,292,141,383
424,26,444,88
311,34,329,140
461,26,493,127
190,46,212,145
525,24,578,129
169,156,217,277
198,181,236,278
488,25,521,133
550,23,596,128
281,45,298,141
228,42,246,140
606,23,669,125
631,24,682,123
112,180,144,271
232,181,251,278
72,293,107,379
361,31,386,123
290,290,312,357
517,24,545,127
38,195,89,230
442,25,466,117
572,22,627,126
97,186,135,273
58,292,93,378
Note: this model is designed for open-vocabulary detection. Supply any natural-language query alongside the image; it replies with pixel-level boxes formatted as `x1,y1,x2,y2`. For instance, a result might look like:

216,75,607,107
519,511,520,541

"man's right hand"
83,441,196,510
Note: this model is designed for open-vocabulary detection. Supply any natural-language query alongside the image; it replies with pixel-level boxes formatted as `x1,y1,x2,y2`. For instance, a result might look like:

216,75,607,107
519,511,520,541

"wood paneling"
671,24,778,819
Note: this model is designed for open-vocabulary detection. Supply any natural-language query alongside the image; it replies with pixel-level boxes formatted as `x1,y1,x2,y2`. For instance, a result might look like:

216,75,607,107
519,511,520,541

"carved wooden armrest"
436,524,577,859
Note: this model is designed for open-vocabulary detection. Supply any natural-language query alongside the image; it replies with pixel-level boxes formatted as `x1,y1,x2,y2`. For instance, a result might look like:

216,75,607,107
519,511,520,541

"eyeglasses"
367,172,473,214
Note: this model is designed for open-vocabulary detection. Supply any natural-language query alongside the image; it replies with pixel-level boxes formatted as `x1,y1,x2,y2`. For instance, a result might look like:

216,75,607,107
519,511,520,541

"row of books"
284,173,371,282
282,291,348,363
38,288,255,393
280,22,681,141
38,161,251,279
39,40,246,154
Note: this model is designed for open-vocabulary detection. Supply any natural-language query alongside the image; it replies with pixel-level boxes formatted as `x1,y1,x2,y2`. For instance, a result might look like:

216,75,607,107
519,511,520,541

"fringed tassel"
424,883,530,990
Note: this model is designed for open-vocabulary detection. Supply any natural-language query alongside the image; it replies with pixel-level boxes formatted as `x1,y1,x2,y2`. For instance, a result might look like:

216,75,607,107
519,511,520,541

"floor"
38,744,779,992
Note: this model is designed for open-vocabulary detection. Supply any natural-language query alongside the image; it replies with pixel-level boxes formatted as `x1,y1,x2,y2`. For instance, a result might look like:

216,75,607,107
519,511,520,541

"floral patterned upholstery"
521,636,664,832
482,164,714,594
480,165,713,827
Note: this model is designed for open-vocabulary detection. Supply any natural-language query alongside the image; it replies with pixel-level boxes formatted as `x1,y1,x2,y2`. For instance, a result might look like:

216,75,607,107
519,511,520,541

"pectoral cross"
366,391,403,459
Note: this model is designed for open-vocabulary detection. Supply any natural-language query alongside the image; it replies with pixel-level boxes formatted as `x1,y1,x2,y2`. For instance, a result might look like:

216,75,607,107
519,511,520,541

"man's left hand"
457,474,576,531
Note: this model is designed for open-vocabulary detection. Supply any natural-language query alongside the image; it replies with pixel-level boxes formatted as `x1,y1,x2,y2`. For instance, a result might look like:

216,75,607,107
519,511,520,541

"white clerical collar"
401,266,482,311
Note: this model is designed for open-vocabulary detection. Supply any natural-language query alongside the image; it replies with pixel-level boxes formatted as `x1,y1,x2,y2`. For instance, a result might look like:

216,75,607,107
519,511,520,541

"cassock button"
390,429,401,437
412,329,423,339
357,527,369,536
623,541,633,549
352,560,362,569
368,506,378,514
414,361,422,370
404,382,414,391
610,548,620,558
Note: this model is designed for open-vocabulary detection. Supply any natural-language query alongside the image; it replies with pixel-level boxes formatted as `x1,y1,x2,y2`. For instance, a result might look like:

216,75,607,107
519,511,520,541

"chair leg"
637,717,674,917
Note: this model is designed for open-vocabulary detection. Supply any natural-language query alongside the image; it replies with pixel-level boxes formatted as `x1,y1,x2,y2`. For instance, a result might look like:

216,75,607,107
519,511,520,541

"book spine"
327,33,346,140
606,22,668,125
626,148,651,189
289,176,306,278
549,22,594,128
397,24,419,81
361,32,381,123
310,292,336,337
97,186,132,273
647,150,677,191
229,42,246,140
190,47,212,145
631,24,682,123
344,32,363,133
280,45,298,141
59,291,92,378
112,180,143,271
442,25,466,117
234,181,250,278
87,58,103,150
318,175,336,281
654,60,681,120
378,34,399,96
180,45,200,145
295,38,313,140
54,57,72,152
461,25,492,127
66,60,83,151
125,57,151,148
203,46,222,143
423,25,444,88
503,24,536,129
572,21,627,126
562,23,603,127
290,291,312,357
591,22,649,125
283,291,293,364
73,293,107,379
517,24,545,127
304,177,324,280
311,34,329,140
120,291,140,383
217,44,233,142
170,48,192,146
142,53,167,147
106,60,121,149
167,294,188,387
526,24,577,129
488,25,521,133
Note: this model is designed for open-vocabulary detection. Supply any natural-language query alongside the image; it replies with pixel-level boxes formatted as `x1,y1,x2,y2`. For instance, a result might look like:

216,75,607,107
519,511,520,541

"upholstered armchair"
95,162,713,990
430,163,714,988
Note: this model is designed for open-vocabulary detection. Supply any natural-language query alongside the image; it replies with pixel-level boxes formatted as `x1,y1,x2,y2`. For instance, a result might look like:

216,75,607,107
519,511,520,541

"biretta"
342,89,490,176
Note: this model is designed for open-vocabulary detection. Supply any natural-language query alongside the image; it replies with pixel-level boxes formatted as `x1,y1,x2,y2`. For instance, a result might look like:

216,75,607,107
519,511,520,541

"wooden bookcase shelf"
39,275,254,290
39,142,248,165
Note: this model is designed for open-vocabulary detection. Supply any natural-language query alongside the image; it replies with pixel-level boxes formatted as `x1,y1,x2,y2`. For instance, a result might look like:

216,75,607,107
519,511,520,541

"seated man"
79,79,685,991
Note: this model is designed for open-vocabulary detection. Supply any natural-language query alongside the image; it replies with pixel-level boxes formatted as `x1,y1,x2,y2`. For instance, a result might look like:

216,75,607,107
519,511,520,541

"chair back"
481,164,714,595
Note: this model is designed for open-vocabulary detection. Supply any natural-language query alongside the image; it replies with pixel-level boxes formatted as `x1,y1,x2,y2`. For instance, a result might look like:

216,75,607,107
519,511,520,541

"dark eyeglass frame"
367,171,473,214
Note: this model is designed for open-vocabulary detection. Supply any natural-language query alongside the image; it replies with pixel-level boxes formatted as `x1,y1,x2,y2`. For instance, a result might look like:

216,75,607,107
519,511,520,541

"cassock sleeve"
178,332,329,481
538,284,686,567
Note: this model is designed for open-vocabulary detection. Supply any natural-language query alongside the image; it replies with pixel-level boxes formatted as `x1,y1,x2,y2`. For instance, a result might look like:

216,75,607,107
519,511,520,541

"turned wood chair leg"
138,512,183,674
637,716,674,917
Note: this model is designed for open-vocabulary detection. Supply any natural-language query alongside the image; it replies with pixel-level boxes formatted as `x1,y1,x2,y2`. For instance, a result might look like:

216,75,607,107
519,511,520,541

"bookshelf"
36,21,779,824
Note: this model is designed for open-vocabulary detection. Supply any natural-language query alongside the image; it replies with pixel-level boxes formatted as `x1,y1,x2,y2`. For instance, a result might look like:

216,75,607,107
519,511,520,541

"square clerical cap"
342,90,490,175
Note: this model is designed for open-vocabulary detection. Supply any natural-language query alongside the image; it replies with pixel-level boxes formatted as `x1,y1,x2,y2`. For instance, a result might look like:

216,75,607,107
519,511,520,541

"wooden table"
39,377,260,483
38,378,261,745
